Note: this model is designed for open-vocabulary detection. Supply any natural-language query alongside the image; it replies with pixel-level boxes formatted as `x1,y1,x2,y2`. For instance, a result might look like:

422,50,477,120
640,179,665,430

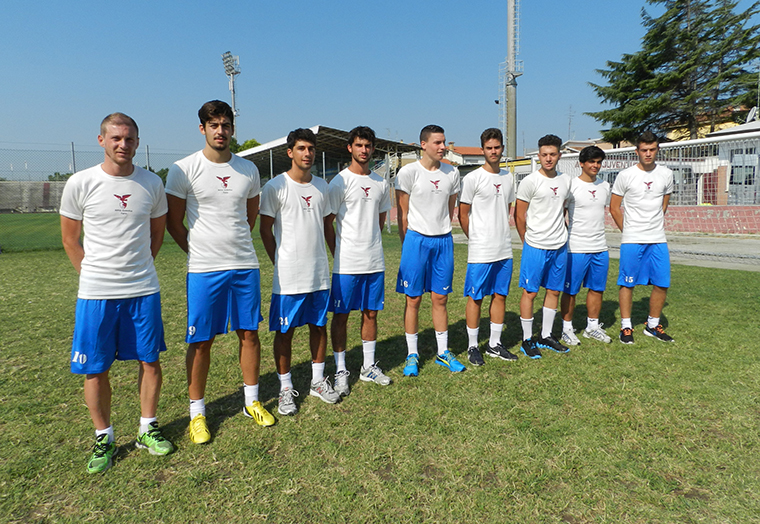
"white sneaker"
561,329,581,346
309,377,341,404
334,370,350,397
278,387,299,416
583,324,612,343
359,363,392,386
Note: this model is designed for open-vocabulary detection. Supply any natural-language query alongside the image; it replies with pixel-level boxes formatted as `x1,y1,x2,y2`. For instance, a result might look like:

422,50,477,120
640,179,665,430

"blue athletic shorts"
269,290,329,333
70,292,166,375
329,272,385,313
396,230,454,296
618,243,670,288
186,269,263,343
564,251,609,295
464,258,513,301
519,243,568,293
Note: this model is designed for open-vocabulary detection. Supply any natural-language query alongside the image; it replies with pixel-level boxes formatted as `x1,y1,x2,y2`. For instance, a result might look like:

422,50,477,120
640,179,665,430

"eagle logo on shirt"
361,187,371,197
550,187,558,196
302,196,313,207
589,190,597,199
217,176,231,188
431,180,440,190
494,184,502,194
644,181,653,191
114,194,131,209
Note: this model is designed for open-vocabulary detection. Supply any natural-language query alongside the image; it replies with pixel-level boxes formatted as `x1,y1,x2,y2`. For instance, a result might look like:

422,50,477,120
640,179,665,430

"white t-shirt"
259,173,331,295
459,167,516,263
611,163,673,244
60,164,167,300
328,168,392,274
516,170,570,250
394,160,460,236
165,150,260,273
566,177,610,253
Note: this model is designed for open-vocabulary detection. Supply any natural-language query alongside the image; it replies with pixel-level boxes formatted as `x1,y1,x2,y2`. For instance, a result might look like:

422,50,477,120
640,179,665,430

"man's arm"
448,194,457,222
61,216,84,274
259,214,276,264
378,211,387,231
459,202,471,238
662,194,671,214
247,195,260,231
396,190,409,242
166,195,189,253
514,199,529,244
150,214,167,259
609,193,624,232
324,214,336,256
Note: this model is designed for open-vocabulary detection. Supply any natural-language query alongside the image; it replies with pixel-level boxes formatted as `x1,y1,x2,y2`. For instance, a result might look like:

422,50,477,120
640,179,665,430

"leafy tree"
48,172,72,181
229,137,261,153
587,0,760,144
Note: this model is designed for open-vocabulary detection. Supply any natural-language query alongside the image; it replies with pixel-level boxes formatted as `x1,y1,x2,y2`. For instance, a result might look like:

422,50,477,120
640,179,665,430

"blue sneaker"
403,354,420,377
435,350,466,372
520,338,542,359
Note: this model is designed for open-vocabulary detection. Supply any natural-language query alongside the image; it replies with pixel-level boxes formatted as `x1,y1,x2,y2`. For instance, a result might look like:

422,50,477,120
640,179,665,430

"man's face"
200,116,233,152
538,145,561,171
481,138,504,164
421,132,447,162
636,142,659,168
348,137,374,165
288,140,316,171
580,158,603,178
98,124,139,167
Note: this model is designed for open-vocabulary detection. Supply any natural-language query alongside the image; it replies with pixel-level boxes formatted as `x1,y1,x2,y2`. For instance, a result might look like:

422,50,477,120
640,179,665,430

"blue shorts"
329,272,385,313
396,230,454,296
564,251,609,295
618,243,670,288
269,290,329,333
186,269,263,343
70,292,166,375
464,259,513,301
519,243,568,293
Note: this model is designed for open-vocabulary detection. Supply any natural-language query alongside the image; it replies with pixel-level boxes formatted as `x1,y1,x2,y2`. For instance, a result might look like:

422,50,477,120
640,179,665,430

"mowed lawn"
1,232,759,523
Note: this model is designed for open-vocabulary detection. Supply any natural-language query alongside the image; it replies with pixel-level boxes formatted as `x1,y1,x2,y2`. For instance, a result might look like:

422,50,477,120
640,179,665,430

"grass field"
1,232,759,523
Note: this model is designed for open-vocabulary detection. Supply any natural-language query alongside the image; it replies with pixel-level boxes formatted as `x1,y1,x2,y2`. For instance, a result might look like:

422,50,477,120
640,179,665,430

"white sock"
244,383,259,406
189,397,205,419
334,351,347,372
489,322,503,348
96,426,114,444
562,320,574,333
520,317,533,340
587,318,599,331
435,330,448,356
647,316,660,329
405,332,418,356
466,326,479,348
312,361,325,383
621,318,632,330
541,307,556,339
362,340,376,369
278,372,293,391
139,417,156,435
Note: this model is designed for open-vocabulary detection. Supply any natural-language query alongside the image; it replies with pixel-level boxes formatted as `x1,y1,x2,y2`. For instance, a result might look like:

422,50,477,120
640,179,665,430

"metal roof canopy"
237,125,420,180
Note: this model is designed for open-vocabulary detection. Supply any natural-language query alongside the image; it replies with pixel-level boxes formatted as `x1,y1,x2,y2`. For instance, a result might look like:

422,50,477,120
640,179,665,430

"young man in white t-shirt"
459,128,519,365
325,126,393,395
515,134,571,359
166,100,274,445
559,146,613,346
610,131,674,344
260,128,339,416
61,113,174,473
395,124,465,376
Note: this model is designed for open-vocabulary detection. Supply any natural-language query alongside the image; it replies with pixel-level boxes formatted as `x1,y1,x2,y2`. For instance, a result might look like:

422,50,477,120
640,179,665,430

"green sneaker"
136,422,174,456
87,434,116,474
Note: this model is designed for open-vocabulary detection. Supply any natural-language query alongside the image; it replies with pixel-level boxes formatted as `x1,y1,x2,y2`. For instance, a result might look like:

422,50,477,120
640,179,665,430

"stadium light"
221,51,241,139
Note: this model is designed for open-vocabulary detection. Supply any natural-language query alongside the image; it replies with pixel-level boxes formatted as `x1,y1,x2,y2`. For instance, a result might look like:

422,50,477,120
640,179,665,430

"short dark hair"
579,145,606,163
480,128,504,147
347,126,376,147
198,100,234,127
286,128,317,150
420,124,445,143
538,134,562,150
100,112,138,136
636,130,659,147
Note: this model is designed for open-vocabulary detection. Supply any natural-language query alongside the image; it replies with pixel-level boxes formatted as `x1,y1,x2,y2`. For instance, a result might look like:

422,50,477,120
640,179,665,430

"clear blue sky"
1,1,756,156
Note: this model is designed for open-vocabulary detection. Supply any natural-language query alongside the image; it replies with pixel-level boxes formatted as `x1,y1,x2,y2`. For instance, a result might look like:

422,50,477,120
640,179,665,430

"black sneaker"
485,343,518,361
520,338,542,359
537,334,570,353
643,324,674,342
467,346,485,366
619,327,634,344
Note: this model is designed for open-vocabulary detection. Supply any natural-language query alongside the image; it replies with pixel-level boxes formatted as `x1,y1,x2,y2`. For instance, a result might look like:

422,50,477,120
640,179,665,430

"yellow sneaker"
189,414,211,444
243,401,275,427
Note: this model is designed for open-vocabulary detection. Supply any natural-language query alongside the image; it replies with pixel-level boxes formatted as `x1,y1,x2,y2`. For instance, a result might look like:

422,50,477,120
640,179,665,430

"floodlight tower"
498,0,523,159
221,51,241,139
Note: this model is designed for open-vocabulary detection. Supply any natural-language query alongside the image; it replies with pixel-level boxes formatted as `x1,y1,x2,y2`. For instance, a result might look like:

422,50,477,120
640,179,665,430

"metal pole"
146,144,151,170
506,0,517,159
322,151,326,179
229,75,237,140
70,142,76,173
269,149,274,179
